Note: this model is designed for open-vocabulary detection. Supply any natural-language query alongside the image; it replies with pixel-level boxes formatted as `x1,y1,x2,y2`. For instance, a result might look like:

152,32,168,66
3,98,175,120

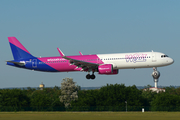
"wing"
62,56,99,71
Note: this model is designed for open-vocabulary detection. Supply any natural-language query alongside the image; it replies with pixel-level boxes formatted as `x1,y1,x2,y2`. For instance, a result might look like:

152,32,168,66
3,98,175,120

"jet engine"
98,64,118,75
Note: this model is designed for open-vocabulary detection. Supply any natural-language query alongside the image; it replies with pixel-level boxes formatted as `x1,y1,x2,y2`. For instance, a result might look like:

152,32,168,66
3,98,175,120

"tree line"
0,80,180,111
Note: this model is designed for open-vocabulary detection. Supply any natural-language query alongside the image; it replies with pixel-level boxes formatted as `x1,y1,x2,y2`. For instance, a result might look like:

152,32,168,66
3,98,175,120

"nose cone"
169,58,174,65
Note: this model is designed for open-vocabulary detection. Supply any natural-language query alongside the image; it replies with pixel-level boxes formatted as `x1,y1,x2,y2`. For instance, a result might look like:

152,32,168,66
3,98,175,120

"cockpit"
161,55,169,58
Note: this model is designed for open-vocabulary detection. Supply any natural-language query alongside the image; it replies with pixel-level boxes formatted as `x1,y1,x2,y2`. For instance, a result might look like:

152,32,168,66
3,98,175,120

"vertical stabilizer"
8,37,35,60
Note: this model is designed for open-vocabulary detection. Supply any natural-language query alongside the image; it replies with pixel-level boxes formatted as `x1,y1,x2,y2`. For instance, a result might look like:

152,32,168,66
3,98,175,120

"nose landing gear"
152,67,160,88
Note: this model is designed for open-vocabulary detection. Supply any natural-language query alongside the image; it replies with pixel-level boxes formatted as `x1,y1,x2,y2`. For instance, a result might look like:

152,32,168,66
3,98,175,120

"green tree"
96,84,144,107
71,89,98,107
141,89,157,106
165,86,180,96
0,89,30,111
151,92,180,111
30,87,64,111
30,90,51,107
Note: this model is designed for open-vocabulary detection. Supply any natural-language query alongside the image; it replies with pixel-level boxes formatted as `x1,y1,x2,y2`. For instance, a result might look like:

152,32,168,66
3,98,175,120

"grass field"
0,112,180,120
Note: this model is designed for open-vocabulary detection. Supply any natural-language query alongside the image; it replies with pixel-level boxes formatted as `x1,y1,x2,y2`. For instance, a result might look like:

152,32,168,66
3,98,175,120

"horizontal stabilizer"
6,61,25,66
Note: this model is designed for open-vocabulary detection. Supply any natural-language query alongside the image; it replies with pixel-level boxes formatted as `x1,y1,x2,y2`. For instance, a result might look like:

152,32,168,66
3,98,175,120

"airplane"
6,37,174,80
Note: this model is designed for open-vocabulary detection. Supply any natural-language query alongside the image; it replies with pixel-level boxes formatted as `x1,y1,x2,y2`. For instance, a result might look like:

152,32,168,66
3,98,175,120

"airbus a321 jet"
6,37,174,79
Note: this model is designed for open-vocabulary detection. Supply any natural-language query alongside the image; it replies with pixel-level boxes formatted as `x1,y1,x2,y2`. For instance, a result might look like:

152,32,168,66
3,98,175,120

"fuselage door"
152,53,156,62
32,59,37,68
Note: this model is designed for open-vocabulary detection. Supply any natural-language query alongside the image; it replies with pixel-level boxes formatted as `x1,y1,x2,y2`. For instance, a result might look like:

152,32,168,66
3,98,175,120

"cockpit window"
161,55,169,58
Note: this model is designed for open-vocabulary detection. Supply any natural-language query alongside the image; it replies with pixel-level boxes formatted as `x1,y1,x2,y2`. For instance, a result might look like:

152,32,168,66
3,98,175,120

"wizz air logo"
125,54,147,63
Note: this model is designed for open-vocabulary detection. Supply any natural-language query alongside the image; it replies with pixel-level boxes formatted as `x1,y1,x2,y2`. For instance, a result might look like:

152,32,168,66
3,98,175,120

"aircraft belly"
48,63,75,72
116,60,152,69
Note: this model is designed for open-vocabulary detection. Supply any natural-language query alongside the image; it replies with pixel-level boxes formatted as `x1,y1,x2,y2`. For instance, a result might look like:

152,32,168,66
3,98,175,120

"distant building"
39,82,45,90
143,87,165,93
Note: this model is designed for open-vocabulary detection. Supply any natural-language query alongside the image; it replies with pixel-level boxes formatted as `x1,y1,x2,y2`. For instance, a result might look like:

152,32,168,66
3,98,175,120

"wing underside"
62,56,99,71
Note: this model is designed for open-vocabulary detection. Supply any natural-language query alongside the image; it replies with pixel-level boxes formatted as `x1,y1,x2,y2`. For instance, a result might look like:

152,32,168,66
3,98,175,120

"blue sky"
0,0,179,88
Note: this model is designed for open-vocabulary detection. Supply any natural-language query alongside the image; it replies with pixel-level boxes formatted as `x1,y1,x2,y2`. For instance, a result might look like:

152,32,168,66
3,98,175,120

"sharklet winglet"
57,48,65,56
79,51,83,55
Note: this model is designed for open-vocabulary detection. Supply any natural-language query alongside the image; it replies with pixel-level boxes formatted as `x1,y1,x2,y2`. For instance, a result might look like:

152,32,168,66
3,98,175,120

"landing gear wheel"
86,74,91,79
90,74,96,80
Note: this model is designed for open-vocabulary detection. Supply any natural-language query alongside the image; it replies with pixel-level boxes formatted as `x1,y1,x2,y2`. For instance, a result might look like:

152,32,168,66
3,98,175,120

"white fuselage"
97,52,174,69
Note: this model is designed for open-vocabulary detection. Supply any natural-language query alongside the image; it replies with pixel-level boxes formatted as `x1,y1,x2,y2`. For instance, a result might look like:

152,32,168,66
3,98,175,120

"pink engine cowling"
98,64,119,75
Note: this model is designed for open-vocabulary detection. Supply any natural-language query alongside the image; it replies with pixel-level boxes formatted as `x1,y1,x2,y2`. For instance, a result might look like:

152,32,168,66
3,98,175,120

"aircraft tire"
86,74,91,79
90,74,95,80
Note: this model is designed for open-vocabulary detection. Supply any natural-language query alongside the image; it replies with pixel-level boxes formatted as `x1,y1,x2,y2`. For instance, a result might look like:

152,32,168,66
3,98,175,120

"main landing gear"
86,72,96,80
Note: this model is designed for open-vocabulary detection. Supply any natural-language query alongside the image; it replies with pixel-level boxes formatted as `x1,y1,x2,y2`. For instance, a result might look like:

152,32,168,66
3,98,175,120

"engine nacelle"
98,64,119,75
110,69,119,74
